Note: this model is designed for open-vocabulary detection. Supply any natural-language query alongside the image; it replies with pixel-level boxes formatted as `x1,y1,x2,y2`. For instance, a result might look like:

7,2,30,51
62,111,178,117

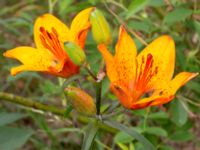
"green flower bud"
90,8,111,45
65,86,96,116
64,42,86,66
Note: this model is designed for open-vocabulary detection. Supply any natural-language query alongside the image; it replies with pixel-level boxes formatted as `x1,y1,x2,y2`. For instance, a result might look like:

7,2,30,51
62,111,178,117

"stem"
143,107,150,131
0,92,65,116
48,0,58,14
96,82,102,115
84,66,97,81
0,92,116,133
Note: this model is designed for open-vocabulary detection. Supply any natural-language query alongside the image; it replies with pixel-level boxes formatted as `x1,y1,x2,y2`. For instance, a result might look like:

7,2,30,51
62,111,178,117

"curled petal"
3,46,63,76
167,72,199,95
131,95,174,109
98,44,118,82
70,7,94,48
131,72,198,109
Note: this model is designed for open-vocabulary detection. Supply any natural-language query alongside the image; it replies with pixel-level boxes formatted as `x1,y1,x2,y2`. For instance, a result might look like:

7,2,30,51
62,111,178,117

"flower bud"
90,8,111,45
64,42,86,66
65,86,96,116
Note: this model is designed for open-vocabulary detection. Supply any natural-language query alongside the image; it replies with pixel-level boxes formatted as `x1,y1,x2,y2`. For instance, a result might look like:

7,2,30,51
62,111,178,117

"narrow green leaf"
0,112,27,126
126,0,149,18
170,100,188,127
0,126,33,150
104,120,156,150
145,127,168,137
169,130,194,142
117,142,129,150
164,8,193,25
82,123,98,150
148,111,168,120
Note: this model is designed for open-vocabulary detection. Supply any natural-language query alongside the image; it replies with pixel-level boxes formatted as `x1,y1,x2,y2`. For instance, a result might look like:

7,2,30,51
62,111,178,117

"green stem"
143,107,150,131
0,92,116,133
0,92,65,116
84,66,97,81
96,82,102,115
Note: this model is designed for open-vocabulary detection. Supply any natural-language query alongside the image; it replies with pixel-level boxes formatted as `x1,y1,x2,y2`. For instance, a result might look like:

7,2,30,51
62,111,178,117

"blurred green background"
0,0,200,150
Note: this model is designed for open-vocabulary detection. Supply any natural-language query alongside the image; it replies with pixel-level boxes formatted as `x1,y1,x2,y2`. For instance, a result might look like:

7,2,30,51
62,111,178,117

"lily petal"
114,26,137,82
70,7,94,48
167,72,199,95
110,82,133,108
131,95,174,109
131,72,198,109
136,35,175,90
3,46,62,76
98,44,118,82
34,13,70,49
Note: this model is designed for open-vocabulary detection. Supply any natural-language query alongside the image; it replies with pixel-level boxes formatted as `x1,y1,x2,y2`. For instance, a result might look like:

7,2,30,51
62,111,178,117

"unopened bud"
64,42,86,66
65,86,96,116
90,8,111,45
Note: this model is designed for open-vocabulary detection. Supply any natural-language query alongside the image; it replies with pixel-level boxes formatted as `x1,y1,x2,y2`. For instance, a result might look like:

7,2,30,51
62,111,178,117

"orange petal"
34,13,70,49
167,72,199,95
98,44,118,82
114,26,137,82
131,95,174,109
136,35,175,90
3,46,63,76
110,82,133,109
48,59,80,78
131,72,198,109
70,7,94,48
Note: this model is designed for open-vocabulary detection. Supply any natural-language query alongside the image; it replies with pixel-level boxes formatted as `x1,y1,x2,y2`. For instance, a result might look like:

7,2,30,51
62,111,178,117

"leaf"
149,0,165,7
82,123,98,150
117,143,129,150
163,8,193,25
0,126,33,150
169,100,188,127
193,20,200,37
185,81,200,95
145,127,168,137
114,130,134,144
104,120,156,150
126,0,149,18
128,19,152,34
159,145,175,150
0,112,27,126
101,77,110,97
169,130,194,142
148,112,168,120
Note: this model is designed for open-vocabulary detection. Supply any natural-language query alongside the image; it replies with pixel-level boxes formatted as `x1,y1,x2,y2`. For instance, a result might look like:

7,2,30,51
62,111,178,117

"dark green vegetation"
0,0,200,150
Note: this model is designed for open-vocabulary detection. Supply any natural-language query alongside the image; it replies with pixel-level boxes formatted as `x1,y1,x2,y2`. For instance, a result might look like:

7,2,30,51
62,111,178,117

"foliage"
0,0,200,150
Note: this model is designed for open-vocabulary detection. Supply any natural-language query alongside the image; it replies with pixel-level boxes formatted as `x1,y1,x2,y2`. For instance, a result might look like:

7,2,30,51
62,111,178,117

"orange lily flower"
3,7,94,78
98,26,198,109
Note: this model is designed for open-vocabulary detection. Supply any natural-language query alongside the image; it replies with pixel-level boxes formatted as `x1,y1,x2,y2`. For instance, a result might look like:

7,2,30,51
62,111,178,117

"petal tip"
38,13,52,19
10,68,18,76
160,35,173,41
119,25,126,33
3,51,11,58
190,72,199,79
163,35,175,43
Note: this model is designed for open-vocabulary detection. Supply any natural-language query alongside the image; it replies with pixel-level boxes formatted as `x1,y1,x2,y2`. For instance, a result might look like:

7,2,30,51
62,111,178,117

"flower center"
39,27,65,60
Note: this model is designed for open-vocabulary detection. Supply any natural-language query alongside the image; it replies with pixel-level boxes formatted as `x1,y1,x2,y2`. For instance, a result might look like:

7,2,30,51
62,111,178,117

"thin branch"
103,1,148,46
